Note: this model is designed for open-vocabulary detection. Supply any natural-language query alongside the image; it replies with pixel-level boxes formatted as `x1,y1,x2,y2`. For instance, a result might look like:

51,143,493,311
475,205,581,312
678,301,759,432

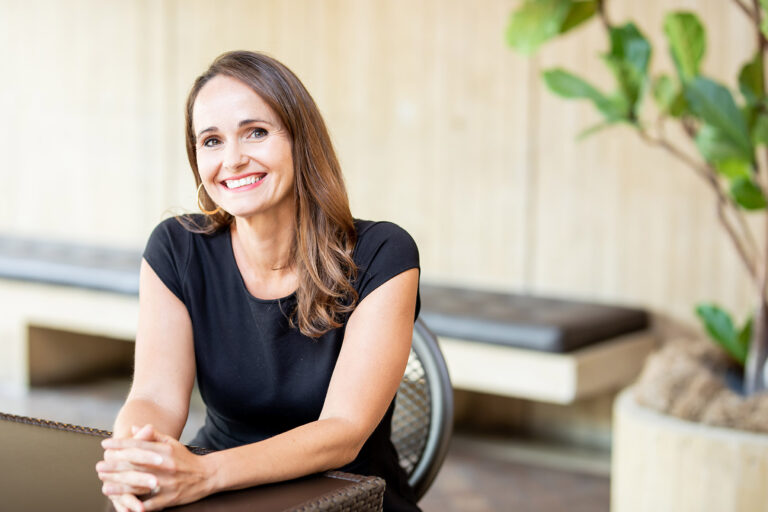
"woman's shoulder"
144,214,227,259
350,219,420,304
352,218,419,266
149,214,225,241
353,219,416,244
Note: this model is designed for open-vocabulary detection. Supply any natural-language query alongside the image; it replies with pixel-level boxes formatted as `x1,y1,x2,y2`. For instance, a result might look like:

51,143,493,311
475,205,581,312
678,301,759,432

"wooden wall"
0,0,760,326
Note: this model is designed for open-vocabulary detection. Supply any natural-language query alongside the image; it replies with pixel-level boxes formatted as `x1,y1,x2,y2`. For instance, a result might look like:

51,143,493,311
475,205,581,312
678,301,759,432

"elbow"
333,422,369,467
338,441,364,467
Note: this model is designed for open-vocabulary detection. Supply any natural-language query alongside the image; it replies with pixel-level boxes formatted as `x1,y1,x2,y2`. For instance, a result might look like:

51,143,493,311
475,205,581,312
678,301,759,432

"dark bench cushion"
419,284,649,353
0,235,141,295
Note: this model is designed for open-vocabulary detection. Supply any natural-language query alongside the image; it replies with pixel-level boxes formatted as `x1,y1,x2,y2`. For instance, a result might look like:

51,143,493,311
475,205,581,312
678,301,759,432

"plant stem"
734,0,758,21
679,118,762,282
637,128,760,284
596,0,612,31
746,0,768,395
753,0,768,302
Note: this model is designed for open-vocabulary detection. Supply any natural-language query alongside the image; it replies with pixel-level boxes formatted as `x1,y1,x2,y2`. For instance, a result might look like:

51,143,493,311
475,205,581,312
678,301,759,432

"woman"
95,50,421,512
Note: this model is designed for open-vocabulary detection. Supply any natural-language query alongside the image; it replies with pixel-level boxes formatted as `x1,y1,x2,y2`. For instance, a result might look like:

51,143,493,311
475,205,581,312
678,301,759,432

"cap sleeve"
353,221,421,318
142,217,191,304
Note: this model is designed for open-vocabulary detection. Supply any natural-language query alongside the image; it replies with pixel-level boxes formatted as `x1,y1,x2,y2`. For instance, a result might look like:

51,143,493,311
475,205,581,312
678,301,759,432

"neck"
231,206,296,279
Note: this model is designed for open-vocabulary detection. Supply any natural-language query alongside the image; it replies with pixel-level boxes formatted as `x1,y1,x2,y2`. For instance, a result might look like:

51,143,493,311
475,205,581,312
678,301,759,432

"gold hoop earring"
197,183,222,215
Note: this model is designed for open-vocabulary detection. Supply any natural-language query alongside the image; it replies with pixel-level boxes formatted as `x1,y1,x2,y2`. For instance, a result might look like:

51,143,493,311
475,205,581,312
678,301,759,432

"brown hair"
182,50,358,338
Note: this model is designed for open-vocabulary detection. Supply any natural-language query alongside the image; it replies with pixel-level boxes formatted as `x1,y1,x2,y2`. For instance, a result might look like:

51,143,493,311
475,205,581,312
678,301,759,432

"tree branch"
676,116,762,284
637,128,760,285
596,0,612,32
734,0,758,21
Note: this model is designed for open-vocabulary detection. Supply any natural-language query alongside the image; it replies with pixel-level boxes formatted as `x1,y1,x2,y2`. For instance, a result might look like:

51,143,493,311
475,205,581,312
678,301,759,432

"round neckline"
226,226,297,304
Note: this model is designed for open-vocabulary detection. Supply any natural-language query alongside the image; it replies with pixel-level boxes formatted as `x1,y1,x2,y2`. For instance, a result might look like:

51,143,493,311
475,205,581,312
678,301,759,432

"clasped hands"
96,424,214,512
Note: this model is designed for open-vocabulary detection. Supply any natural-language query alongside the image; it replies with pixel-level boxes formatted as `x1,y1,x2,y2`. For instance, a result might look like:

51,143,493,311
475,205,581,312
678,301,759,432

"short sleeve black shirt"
143,215,421,511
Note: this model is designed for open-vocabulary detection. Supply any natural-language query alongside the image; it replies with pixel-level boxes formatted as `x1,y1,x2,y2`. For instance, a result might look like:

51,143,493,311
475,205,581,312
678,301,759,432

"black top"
143,215,421,512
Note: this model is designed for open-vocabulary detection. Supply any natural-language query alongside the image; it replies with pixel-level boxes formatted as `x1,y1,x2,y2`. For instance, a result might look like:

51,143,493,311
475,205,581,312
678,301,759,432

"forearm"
203,418,364,493
112,398,186,440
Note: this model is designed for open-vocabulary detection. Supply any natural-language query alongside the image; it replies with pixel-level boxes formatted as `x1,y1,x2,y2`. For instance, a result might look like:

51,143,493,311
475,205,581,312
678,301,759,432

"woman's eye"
202,137,220,147
250,127,268,139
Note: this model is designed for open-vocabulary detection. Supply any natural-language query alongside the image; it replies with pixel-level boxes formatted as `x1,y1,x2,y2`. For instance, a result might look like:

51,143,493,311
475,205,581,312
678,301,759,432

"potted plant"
507,1,768,510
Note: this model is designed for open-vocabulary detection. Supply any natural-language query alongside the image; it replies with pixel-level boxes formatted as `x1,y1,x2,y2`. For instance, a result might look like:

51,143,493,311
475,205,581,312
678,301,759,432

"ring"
150,485,160,497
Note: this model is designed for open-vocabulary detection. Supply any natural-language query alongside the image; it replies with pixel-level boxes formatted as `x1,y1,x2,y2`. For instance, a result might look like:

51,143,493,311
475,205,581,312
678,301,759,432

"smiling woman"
95,51,422,512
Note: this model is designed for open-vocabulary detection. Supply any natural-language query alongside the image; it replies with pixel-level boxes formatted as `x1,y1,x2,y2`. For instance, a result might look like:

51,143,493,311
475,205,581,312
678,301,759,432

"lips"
221,173,266,190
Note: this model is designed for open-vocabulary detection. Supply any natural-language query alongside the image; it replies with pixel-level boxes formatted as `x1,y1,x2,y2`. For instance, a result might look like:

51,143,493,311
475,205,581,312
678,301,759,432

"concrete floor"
0,377,610,512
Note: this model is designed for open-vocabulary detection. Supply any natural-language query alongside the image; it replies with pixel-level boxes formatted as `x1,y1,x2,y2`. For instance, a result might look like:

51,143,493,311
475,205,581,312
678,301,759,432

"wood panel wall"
0,0,760,327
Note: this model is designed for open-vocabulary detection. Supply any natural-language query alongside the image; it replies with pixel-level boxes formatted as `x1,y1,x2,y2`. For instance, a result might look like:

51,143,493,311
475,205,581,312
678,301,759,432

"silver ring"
150,485,160,497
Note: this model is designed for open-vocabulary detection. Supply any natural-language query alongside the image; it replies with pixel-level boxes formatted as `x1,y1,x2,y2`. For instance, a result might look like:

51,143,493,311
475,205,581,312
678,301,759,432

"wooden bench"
0,236,655,402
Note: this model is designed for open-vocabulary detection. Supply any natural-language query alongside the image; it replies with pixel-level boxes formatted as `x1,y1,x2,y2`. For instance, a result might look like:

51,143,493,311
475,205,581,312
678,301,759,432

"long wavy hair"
182,50,358,338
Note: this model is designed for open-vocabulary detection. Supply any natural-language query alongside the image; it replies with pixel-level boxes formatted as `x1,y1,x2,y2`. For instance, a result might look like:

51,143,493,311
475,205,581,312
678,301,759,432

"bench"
419,285,655,404
0,235,141,393
0,236,655,403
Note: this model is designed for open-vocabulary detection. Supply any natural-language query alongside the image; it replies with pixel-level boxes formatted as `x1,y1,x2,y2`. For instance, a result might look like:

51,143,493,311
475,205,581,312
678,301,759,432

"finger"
133,424,157,441
101,431,173,450
103,481,153,497
110,493,140,512
140,496,167,512
117,493,146,512
109,496,128,512
102,438,170,452
99,470,157,491
98,460,146,474
103,448,165,467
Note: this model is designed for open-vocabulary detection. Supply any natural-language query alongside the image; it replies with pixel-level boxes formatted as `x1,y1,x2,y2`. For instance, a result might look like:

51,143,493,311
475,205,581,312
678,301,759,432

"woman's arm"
97,259,197,512
206,267,419,490
113,259,197,439
99,267,419,511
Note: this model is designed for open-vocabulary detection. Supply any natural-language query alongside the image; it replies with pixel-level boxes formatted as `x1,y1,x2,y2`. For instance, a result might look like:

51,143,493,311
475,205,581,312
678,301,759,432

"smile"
224,174,265,189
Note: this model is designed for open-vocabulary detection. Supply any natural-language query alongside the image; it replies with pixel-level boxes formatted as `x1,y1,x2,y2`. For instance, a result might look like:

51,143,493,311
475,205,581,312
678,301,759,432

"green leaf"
738,316,753,358
685,77,753,161
542,68,628,120
653,75,676,109
739,53,764,105
506,0,597,54
695,303,747,364
506,0,569,54
761,0,768,39
576,121,613,140
560,1,598,33
663,12,706,82
696,125,750,163
715,158,752,180
603,23,652,118
753,112,768,146
730,176,767,210
652,74,687,116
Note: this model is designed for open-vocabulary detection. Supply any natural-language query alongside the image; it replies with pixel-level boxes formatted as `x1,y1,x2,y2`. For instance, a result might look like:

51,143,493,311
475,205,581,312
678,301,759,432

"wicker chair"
391,318,453,501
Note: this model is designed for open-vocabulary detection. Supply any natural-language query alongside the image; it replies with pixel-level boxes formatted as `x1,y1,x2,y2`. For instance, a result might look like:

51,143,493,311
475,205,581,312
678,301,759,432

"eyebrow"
196,119,272,139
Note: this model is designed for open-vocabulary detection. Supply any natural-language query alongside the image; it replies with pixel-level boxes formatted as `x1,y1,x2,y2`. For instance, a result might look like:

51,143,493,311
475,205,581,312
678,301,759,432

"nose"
223,141,248,170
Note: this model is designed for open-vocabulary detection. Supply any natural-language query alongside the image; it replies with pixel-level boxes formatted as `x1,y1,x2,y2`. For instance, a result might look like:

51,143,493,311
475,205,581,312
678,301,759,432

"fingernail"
149,477,158,488
101,439,114,447
153,455,163,465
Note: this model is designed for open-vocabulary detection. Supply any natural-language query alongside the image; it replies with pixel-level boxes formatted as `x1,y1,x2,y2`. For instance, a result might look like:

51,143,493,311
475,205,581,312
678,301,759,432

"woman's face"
192,75,294,220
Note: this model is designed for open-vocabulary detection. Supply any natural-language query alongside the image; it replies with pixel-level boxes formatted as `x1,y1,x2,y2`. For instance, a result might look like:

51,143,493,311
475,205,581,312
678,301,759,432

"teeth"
225,175,263,189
